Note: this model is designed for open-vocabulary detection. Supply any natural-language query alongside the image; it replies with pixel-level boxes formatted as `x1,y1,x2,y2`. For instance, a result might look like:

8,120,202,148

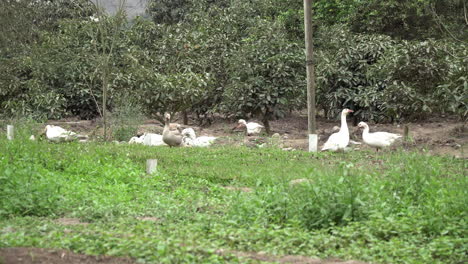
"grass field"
0,127,466,263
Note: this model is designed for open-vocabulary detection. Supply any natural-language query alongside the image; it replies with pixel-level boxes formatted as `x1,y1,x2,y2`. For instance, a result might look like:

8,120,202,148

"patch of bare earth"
222,186,253,193
55,218,89,226
215,249,367,264
0,248,135,264
136,216,160,222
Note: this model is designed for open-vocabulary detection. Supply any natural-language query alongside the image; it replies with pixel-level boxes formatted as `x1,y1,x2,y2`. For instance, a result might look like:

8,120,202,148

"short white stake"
146,159,157,175
308,134,318,152
7,125,14,140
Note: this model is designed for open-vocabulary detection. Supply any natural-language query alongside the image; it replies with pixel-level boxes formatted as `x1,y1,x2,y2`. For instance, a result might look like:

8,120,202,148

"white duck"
129,133,166,146
162,113,183,147
358,122,402,151
143,133,165,146
44,125,79,142
129,135,145,144
234,119,264,136
321,109,354,151
181,128,217,147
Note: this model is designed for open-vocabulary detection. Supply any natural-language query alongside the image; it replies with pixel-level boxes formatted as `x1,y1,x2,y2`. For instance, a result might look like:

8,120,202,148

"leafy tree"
146,0,190,24
348,0,468,40
223,20,305,133
0,0,95,55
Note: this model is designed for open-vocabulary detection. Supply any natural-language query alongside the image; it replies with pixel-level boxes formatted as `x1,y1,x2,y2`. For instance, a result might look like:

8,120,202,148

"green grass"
0,128,466,263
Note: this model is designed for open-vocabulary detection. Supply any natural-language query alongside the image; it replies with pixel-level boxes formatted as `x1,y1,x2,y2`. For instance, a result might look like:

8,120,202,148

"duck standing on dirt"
358,122,402,151
321,109,353,152
234,119,264,136
162,113,183,147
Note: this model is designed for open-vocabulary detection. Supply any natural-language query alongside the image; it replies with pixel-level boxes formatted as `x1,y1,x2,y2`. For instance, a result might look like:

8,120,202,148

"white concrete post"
146,159,157,175
308,134,318,152
7,125,14,140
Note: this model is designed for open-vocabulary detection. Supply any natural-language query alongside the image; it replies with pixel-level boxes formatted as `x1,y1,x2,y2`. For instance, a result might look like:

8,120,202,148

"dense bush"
370,39,468,120
0,0,466,123
223,20,306,132
315,26,396,121
348,0,468,41
316,26,468,121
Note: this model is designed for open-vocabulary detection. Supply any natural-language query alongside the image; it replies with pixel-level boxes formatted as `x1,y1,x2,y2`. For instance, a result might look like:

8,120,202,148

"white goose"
235,119,264,136
358,122,402,151
162,113,183,147
129,135,145,144
129,133,166,146
321,109,353,151
44,125,79,142
143,133,165,146
181,128,217,147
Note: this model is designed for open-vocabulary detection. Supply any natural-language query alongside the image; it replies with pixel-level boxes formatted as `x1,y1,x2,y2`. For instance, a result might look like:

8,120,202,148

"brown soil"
136,216,160,222
0,248,135,264
55,218,89,226
47,112,466,158
215,249,367,264
0,247,367,264
222,186,254,193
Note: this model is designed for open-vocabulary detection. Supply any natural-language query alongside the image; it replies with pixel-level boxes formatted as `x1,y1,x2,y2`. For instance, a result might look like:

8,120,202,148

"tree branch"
430,3,466,43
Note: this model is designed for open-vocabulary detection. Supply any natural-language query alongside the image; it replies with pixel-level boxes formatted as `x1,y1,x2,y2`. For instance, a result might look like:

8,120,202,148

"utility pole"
304,0,317,152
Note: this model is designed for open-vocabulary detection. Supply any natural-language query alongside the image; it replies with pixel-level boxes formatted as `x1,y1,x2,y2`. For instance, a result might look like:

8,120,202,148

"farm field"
0,123,466,263
1,0,467,263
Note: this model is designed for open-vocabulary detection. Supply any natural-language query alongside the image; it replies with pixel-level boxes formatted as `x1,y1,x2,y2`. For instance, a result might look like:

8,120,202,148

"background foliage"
0,0,466,123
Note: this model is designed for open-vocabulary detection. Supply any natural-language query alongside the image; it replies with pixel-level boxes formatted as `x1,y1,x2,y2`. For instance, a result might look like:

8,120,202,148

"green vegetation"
1,128,466,263
1,0,466,123
1,1,466,263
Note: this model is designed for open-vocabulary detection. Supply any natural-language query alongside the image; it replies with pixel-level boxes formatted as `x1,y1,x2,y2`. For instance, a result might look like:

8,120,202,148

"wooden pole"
404,125,410,142
146,159,157,175
304,0,317,152
7,125,14,140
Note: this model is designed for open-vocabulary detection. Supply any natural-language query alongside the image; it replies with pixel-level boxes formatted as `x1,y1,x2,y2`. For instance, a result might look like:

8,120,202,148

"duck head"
357,121,368,130
164,112,171,123
233,119,247,130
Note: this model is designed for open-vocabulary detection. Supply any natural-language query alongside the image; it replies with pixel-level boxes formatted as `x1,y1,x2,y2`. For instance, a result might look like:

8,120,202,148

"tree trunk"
102,66,108,141
182,110,188,125
262,111,272,135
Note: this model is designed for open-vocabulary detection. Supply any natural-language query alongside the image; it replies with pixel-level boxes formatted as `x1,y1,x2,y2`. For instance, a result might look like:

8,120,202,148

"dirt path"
215,249,367,264
0,248,135,264
0,247,367,264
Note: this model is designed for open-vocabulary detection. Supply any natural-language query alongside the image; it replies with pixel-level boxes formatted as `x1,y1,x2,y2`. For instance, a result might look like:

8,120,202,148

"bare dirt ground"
46,112,467,158
0,248,135,264
0,247,368,264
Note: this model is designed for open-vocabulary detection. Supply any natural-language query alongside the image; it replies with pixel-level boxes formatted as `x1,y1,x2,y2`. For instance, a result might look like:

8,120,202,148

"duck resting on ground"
321,109,353,152
129,133,166,146
234,119,264,136
43,125,86,142
181,128,217,147
357,122,402,151
162,113,184,147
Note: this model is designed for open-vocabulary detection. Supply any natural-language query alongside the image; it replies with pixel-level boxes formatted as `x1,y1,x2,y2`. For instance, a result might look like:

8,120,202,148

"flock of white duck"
321,108,402,152
38,109,402,151
128,113,218,147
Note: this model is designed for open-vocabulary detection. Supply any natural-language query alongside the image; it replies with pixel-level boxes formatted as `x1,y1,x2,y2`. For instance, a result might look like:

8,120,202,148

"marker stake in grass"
308,134,318,152
7,125,14,140
146,159,157,175
404,125,410,142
